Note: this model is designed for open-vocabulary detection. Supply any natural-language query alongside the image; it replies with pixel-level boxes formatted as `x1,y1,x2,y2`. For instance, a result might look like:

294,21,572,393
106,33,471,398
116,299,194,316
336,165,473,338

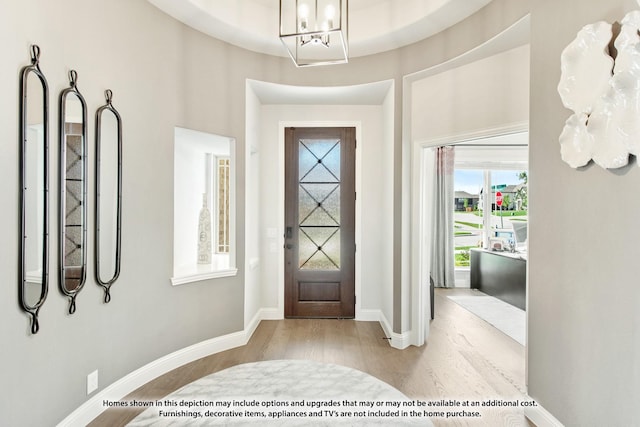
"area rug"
128,360,431,426
447,294,526,346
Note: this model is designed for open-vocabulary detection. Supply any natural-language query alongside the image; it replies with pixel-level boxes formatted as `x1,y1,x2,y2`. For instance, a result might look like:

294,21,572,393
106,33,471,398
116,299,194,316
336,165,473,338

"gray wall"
528,0,640,425
0,1,249,425
0,0,529,425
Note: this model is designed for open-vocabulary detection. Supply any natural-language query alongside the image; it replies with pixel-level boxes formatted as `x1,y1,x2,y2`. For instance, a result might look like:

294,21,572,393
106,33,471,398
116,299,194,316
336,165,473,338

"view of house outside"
454,170,528,267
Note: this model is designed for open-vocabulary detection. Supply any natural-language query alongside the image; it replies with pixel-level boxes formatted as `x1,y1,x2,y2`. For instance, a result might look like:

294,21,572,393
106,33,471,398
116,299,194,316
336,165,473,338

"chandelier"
279,0,349,67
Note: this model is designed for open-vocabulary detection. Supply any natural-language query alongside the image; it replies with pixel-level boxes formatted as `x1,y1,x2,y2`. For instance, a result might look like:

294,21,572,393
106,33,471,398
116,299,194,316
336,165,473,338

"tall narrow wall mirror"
19,45,49,334
95,89,122,302
59,70,88,314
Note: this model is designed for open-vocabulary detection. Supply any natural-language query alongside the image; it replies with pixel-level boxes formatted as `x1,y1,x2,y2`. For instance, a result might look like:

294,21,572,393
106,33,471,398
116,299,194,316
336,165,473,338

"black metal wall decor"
19,44,50,334
59,70,88,314
95,89,122,303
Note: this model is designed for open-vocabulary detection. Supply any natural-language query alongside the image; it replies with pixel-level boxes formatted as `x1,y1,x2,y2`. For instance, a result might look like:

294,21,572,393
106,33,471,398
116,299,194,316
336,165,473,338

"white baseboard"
378,311,392,337
356,308,382,322
378,311,411,349
258,307,282,320
390,331,411,349
524,400,565,427
57,313,267,427
57,308,397,426
245,309,263,339
245,307,283,337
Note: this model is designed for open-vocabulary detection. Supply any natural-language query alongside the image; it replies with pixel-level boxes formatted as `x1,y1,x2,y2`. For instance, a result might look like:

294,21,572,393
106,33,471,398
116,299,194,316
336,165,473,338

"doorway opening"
420,130,528,347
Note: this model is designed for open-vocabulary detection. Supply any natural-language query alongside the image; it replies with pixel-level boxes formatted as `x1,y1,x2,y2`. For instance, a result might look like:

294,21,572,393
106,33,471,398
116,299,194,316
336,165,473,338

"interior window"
172,127,237,285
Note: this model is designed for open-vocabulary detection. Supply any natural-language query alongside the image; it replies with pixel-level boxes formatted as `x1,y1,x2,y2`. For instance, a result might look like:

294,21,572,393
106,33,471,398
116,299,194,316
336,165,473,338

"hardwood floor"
89,289,533,426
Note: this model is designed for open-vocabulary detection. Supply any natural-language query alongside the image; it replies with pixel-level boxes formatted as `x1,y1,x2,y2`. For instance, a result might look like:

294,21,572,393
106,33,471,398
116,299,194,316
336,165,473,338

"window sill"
171,267,238,286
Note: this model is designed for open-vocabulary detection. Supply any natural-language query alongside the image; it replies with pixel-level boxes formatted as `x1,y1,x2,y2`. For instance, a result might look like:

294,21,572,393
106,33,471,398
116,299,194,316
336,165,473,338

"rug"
447,294,526,346
128,360,431,426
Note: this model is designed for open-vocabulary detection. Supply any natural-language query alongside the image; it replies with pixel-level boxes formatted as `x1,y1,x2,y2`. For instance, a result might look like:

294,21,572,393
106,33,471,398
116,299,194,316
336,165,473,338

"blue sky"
454,170,525,194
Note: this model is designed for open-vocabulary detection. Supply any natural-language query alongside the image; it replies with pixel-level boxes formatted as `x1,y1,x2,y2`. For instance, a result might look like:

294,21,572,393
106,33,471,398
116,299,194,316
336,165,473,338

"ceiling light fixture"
279,0,348,67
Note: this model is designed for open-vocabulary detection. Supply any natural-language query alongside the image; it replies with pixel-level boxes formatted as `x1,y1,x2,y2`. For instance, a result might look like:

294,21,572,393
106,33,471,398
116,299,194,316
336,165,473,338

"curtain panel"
430,146,455,288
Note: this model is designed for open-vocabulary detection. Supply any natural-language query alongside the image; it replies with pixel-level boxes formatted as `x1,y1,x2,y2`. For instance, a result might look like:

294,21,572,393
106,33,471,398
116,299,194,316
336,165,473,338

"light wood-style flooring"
89,289,532,426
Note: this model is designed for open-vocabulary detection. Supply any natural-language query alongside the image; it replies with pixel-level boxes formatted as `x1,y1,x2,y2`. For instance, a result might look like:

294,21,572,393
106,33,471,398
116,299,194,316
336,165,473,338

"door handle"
285,226,293,239
285,243,293,250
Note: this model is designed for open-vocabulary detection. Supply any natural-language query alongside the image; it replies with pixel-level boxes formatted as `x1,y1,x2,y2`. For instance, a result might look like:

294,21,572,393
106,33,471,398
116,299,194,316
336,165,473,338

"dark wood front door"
284,127,355,318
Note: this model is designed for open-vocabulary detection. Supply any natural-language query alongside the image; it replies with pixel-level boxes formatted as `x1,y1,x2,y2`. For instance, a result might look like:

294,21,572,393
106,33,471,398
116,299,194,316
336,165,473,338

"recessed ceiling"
247,78,393,105
147,0,493,58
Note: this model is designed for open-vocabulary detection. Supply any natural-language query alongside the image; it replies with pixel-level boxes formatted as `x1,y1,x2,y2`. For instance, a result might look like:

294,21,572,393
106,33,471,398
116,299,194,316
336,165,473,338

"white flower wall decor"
558,5,640,169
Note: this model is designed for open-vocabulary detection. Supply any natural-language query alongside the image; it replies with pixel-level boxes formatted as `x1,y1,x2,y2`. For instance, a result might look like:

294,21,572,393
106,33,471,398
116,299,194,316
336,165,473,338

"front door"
284,127,355,318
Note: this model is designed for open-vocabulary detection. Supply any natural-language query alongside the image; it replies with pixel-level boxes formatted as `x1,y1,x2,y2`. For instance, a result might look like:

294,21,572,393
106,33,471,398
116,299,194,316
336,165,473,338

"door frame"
276,121,362,319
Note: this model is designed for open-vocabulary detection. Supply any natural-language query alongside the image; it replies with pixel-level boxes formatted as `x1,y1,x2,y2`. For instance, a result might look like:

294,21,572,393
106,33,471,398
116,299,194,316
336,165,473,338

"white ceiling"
147,0,493,58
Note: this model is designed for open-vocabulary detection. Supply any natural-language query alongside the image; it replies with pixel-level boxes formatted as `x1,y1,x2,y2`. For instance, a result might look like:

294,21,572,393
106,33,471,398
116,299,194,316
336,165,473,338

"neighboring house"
454,190,479,211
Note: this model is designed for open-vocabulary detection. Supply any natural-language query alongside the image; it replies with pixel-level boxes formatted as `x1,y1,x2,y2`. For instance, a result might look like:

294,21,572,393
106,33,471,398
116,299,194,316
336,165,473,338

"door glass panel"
298,138,341,270
299,139,340,182
299,227,341,270
299,183,340,225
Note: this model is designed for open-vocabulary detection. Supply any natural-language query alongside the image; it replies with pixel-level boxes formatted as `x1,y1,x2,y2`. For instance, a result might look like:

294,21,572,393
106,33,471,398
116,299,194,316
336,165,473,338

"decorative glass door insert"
298,138,341,270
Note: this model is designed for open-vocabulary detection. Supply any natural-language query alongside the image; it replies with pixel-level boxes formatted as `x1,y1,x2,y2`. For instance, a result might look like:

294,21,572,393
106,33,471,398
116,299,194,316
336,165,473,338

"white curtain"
430,146,455,288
